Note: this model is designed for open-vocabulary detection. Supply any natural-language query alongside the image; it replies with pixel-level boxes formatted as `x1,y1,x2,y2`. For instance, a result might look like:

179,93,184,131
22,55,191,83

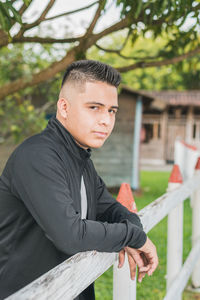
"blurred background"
0,1,200,299
0,0,200,189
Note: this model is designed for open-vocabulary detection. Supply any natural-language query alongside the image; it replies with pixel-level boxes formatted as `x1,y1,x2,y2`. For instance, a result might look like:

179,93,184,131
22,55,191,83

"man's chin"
89,139,106,149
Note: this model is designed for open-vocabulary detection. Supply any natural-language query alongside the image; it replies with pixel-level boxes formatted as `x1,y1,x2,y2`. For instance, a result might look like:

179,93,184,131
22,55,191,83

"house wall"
140,113,165,165
92,92,136,187
141,106,200,164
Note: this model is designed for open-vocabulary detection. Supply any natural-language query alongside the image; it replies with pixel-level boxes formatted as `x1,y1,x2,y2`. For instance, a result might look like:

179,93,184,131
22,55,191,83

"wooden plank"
5,251,117,300
163,238,200,300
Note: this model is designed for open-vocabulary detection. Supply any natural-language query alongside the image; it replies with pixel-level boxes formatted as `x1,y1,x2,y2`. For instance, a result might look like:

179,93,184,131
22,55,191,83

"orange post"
117,183,137,213
168,164,183,184
195,157,200,170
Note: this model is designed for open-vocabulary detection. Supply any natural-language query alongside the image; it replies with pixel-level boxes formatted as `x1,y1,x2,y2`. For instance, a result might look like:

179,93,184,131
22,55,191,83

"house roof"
120,85,166,110
120,86,200,109
120,85,154,102
140,90,200,107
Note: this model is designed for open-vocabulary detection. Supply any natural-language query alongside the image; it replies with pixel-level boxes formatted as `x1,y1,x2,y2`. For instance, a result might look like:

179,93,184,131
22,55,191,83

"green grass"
95,171,195,300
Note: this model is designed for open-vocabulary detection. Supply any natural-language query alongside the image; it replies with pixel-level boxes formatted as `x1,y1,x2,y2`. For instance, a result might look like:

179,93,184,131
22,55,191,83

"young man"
0,60,158,299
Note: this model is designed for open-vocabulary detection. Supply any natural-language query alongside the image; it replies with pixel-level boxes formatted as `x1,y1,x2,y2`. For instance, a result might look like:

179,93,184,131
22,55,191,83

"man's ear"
57,98,70,119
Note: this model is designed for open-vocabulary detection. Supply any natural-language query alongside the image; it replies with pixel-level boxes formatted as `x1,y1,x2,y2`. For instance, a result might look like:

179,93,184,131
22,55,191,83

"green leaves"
0,98,48,143
0,0,22,32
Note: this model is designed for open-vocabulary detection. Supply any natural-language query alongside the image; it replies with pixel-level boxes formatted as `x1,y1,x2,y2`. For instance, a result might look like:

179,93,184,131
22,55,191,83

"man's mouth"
93,131,108,138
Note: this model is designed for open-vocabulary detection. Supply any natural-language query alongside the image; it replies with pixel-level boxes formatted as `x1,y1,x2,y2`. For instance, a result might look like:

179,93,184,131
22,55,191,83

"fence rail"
6,170,200,300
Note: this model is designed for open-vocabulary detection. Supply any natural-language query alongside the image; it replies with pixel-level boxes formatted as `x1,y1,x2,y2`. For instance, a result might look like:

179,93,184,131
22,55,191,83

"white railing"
5,141,200,300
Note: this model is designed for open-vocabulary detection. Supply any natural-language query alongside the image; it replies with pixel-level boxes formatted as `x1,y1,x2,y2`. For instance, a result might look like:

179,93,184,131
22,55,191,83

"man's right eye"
90,106,99,110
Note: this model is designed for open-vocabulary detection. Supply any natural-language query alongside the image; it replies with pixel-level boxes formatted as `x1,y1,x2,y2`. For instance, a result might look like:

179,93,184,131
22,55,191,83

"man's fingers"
139,265,150,272
127,253,137,280
138,237,159,276
138,271,146,283
127,249,144,269
118,249,125,268
147,256,159,276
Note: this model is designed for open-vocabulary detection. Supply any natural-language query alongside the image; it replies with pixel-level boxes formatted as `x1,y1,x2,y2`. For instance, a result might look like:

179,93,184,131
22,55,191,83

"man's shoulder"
14,132,51,155
8,130,63,165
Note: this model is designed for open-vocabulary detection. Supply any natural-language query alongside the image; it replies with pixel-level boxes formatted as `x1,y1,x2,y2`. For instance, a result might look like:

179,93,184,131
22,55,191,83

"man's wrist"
128,227,147,249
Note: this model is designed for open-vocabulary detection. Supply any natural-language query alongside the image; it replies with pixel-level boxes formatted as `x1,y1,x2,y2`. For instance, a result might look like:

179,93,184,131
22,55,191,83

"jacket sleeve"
95,174,144,230
12,145,146,255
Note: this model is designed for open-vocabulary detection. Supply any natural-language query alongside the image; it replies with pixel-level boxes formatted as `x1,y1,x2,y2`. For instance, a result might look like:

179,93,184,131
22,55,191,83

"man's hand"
118,237,158,282
137,237,158,276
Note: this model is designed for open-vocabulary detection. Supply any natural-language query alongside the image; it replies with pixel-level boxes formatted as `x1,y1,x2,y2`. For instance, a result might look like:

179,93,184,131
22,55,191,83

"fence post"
191,157,200,290
113,183,137,300
167,165,183,300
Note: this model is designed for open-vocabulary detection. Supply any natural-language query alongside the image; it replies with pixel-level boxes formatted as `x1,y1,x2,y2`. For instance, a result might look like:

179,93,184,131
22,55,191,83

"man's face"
57,81,118,149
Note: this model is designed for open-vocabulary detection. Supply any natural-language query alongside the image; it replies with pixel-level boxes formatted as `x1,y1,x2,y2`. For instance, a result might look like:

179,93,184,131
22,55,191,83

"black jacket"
0,116,146,299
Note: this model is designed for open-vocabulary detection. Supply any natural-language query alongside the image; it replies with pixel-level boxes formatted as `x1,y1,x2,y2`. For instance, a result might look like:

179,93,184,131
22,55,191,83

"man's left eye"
109,109,117,114
90,106,98,110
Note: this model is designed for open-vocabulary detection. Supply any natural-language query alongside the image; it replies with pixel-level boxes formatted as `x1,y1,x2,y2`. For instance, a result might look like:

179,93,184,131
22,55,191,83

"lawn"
95,171,196,300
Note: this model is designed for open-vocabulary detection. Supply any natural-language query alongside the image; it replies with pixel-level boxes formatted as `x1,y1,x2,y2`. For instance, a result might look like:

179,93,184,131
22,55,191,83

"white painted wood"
164,238,200,300
5,173,200,300
113,254,136,300
166,182,183,300
191,169,200,288
5,251,117,300
138,173,200,233
174,140,200,181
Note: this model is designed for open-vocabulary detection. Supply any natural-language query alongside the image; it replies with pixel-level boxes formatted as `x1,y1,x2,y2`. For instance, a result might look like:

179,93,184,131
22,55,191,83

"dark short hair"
61,60,121,88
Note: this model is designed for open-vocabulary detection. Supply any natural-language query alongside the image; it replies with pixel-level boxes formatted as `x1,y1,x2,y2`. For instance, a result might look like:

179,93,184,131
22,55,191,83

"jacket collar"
46,115,91,161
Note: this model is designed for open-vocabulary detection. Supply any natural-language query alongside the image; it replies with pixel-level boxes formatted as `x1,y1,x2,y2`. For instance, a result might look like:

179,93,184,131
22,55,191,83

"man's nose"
98,111,111,126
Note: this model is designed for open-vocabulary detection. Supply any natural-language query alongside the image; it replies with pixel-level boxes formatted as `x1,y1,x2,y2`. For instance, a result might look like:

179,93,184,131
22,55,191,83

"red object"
195,157,200,170
117,183,137,213
169,164,183,183
180,140,197,151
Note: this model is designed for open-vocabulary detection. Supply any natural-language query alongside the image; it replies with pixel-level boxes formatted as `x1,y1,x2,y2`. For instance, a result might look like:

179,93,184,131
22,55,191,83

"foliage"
96,171,195,299
88,32,200,90
0,0,199,99
0,0,22,32
0,42,62,105
0,97,48,143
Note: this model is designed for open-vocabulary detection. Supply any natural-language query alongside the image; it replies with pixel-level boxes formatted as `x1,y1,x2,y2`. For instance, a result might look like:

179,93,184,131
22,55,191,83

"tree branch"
12,35,82,44
117,46,200,72
84,0,105,37
95,43,173,61
95,28,131,53
18,0,33,16
0,17,132,96
92,17,130,42
20,0,56,32
44,1,99,22
0,46,78,101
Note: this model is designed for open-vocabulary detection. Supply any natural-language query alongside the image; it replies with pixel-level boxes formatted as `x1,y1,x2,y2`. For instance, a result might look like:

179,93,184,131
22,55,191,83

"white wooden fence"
5,146,200,300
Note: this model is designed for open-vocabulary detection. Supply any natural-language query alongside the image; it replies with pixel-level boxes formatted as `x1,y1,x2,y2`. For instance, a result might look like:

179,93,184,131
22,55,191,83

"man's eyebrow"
85,102,119,110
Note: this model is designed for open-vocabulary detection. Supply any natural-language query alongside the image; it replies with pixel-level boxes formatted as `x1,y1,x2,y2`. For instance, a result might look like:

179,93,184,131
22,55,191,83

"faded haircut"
61,60,121,88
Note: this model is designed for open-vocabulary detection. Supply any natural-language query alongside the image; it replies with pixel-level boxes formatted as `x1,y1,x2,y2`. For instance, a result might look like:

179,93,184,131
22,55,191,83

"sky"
13,0,122,38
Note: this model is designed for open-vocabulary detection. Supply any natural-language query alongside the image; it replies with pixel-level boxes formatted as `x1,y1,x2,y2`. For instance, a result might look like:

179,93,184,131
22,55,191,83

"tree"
88,32,200,90
0,0,200,100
